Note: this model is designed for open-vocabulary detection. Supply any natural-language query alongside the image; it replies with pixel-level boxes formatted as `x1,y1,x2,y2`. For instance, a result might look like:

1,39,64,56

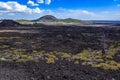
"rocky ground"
0,60,120,80
0,20,120,80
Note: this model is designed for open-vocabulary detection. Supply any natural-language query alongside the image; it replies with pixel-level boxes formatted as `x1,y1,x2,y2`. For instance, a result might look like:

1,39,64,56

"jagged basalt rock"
0,21,120,80
0,20,21,27
0,60,120,80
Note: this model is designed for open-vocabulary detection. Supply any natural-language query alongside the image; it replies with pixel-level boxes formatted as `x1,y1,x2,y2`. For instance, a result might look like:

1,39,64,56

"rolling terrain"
0,17,120,80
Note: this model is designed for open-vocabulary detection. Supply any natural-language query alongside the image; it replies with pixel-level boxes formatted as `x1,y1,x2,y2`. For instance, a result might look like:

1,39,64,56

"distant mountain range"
33,15,58,22
0,15,83,27
33,15,82,23
16,15,82,24
32,15,82,23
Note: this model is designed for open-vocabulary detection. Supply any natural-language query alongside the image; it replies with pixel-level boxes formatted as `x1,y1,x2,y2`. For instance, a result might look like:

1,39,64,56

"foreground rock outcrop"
0,60,120,80
0,20,21,27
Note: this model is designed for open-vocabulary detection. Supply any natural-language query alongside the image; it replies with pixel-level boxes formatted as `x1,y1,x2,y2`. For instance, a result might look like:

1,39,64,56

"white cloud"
41,9,120,20
0,13,2,15
0,2,12,10
32,7,42,13
45,0,51,5
37,0,51,4
52,9,97,20
0,2,120,20
27,0,39,6
117,4,120,6
68,10,96,16
0,1,29,12
8,13,14,16
114,0,119,2
37,0,44,3
0,1,42,14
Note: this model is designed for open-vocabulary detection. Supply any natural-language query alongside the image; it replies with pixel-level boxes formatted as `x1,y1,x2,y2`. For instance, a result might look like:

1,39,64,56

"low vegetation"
16,20,34,24
0,45,120,70
0,34,119,70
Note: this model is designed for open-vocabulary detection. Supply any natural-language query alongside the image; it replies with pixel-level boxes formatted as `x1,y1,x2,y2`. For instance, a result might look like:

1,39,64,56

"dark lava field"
0,20,120,80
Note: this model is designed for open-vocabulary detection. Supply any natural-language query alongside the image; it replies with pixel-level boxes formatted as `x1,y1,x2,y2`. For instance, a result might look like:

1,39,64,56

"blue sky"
0,0,120,20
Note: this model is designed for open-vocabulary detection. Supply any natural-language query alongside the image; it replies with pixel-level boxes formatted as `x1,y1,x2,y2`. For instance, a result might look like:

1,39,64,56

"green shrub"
73,53,89,61
15,42,22,45
45,53,56,59
74,61,79,64
46,58,55,64
61,53,72,59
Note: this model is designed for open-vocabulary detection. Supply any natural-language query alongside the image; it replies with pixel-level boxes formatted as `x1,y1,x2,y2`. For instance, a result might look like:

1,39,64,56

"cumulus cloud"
0,13,2,15
117,4,120,6
0,1,42,14
27,0,39,6
114,0,119,2
37,0,44,3
0,2,12,10
51,9,97,20
37,0,51,4
41,9,120,20
68,9,96,16
8,13,14,16
32,7,42,13
45,0,51,5
0,2,120,20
